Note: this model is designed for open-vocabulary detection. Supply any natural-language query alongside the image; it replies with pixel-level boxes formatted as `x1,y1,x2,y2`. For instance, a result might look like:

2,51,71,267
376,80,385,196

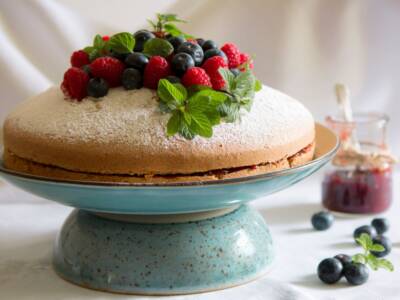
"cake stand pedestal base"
53,205,274,295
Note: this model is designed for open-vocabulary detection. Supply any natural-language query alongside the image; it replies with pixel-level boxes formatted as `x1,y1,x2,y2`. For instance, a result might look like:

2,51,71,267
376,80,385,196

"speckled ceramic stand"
53,205,273,295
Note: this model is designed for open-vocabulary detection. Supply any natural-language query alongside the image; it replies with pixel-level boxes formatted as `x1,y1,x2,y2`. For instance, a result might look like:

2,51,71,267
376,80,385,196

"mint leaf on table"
352,233,394,272
143,38,174,57
108,32,135,54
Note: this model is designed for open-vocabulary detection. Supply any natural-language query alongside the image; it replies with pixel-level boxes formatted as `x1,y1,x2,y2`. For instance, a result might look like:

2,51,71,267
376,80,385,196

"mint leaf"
157,79,186,107
366,253,380,271
369,244,385,252
164,23,184,37
190,112,212,138
183,111,192,125
143,38,174,57
108,32,135,54
179,122,195,140
219,99,241,123
167,111,181,136
377,259,394,272
188,95,209,114
234,69,255,99
255,79,262,92
356,233,371,250
218,68,235,92
159,13,186,23
352,254,366,264
93,34,106,49
204,110,221,126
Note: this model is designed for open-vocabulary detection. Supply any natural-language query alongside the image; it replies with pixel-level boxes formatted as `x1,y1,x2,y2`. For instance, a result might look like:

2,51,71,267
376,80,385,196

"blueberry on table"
371,235,392,257
87,78,109,98
168,36,186,51
334,254,352,267
177,42,204,66
122,68,142,90
371,218,389,235
171,53,195,76
165,76,181,84
311,211,334,231
133,30,155,52
317,258,343,284
343,262,369,285
125,53,149,71
202,40,218,52
353,225,376,242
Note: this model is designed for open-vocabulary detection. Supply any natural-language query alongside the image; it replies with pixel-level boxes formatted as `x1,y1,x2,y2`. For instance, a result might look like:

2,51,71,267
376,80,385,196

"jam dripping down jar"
322,113,397,215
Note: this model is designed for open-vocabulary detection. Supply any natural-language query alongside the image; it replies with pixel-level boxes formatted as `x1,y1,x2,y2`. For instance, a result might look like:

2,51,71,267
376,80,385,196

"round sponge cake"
3,85,315,182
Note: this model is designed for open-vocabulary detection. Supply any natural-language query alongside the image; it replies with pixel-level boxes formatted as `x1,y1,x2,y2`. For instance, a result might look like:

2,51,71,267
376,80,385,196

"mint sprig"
218,66,260,122
158,79,227,139
353,233,394,272
143,38,174,58
148,13,193,38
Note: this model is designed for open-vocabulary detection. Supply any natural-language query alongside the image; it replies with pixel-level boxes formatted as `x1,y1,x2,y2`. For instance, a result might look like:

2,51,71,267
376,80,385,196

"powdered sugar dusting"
7,85,314,152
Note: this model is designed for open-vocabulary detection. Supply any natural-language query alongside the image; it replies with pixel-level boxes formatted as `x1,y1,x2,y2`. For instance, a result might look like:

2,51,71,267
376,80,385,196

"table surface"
0,171,398,300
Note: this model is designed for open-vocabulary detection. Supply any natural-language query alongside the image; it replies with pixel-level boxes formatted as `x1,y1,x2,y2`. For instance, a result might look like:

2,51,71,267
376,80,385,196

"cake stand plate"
0,123,338,295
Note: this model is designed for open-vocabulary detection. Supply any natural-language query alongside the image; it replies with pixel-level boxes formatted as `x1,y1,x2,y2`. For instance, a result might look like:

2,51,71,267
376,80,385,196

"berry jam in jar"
322,113,396,215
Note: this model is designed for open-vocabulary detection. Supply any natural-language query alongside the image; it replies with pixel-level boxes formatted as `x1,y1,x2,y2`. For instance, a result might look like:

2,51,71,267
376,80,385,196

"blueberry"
371,235,392,257
133,30,155,52
168,36,186,51
81,64,91,75
311,211,334,231
87,78,109,98
110,51,130,61
343,262,369,285
165,75,181,84
203,48,228,62
177,42,204,66
317,258,343,284
122,68,142,90
334,254,352,267
353,225,376,242
371,218,389,235
202,40,218,52
125,53,149,71
230,68,240,77
171,53,195,76
196,38,205,47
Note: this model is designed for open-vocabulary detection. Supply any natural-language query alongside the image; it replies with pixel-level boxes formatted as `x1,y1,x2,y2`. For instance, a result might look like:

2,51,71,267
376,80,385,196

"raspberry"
70,50,90,68
143,56,171,89
102,35,110,41
202,56,228,90
181,67,212,87
221,43,241,68
239,52,254,69
61,67,90,100
90,57,125,87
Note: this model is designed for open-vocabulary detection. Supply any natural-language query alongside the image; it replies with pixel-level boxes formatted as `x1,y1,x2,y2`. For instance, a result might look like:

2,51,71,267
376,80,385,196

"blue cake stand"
0,123,338,295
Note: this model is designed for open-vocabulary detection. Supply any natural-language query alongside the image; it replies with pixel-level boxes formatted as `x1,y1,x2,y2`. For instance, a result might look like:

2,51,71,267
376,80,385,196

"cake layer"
3,85,315,175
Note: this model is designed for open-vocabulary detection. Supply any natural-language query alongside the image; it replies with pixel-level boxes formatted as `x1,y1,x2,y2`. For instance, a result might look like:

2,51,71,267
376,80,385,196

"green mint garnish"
148,13,193,38
218,66,259,122
158,79,227,139
352,233,394,272
108,32,135,54
143,38,174,58
83,34,107,61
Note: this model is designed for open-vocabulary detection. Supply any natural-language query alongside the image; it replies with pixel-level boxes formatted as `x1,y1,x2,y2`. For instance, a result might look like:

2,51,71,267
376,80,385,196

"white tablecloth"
0,171,398,300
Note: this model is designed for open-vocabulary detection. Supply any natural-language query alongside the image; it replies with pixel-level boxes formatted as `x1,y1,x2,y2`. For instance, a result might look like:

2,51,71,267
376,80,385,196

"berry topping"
202,56,228,90
371,236,392,257
87,78,109,98
221,43,241,68
133,30,155,52
122,68,143,90
353,225,376,242
102,35,110,41
203,48,228,63
171,52,195,76
125,53,149,71
371,218,389,234
311,211,334,231
239,52,254,69
90,57,125,87
61,67,90,101
165,75,181,84
177,42,204,66
143,56,171,89
343,262,369,285
181,67,212,87
202,40,218,52
167,36,186,51
70,50,90,68
317,258,343,284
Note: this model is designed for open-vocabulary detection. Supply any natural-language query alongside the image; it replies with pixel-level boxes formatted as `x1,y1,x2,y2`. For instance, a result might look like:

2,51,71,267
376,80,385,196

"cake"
2,14,315,184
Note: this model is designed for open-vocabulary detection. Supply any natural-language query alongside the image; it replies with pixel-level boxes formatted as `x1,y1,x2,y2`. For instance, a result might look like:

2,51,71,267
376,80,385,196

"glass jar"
322,112,395,215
